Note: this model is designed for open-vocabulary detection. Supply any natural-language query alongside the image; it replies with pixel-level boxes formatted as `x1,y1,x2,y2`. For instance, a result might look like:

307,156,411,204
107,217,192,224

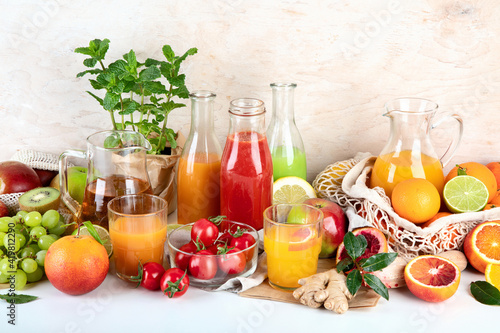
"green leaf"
87,91,103,106
138,66,161,82
74,46,95,57
165,129,177,149
0,294,38,304
97,39,110,59
167,74,185,87
77,69,103,78
103,92,120,111
143,81,167,94
470,281,500,305
346,269,362,296
123,49,137,69
343,232,367,260
145,58,161,66
162,45,175,62
108,60,129,78
83,58,98,68
81,221,105,245
360,253,398,272
160,62,173,79
364,273,389,300
174,47,198,66
336,257,354,273
89,79,104,90
96,72,115,88
103,133,122,149
171,85,189,99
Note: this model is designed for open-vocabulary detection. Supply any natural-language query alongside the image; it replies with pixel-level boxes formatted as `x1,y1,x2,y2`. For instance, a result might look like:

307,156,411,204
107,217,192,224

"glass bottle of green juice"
266,82,307,181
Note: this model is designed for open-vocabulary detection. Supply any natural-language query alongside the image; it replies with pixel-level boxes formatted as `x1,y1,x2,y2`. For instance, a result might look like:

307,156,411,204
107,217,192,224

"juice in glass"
370,150,445,198
220,131,273,231
271,145,307,181
177,152,221,224
109,216,167,278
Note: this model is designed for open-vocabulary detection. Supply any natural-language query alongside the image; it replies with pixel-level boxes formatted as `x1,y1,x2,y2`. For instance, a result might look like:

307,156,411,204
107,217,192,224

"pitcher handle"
59,149,86,218
431,114,463,168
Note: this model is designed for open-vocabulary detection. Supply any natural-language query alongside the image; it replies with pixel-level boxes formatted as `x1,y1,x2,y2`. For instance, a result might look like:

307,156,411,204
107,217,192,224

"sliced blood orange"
463,221,500,273
335,227,388,264
404,255,460,302
288,228,315,251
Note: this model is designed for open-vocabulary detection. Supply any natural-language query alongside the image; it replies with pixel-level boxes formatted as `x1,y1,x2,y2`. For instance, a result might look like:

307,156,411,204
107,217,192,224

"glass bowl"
167,220,259,288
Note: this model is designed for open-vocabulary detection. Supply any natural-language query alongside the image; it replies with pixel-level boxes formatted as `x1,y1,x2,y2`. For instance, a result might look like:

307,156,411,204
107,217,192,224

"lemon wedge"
273,176,316,204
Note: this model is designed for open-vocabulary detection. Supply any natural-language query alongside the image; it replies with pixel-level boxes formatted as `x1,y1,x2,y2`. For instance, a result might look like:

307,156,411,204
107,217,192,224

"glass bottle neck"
228,98,267,135
189,91,216,135
270,83,296,122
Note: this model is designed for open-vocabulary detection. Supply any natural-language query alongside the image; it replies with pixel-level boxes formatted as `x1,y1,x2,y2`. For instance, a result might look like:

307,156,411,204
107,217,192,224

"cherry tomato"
230,233,256,261
175,242,198,271
191,218,219,248
188,250,217,280
131,262,165,291
217,248,246,275
160,268,190,298
216,231,234,246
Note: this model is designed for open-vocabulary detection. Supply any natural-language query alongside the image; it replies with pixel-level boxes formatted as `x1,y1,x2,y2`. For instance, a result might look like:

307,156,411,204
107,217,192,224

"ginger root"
293,269,353,314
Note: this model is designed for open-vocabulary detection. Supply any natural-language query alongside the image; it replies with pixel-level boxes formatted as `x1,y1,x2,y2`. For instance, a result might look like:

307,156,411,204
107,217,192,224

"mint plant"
75,38,197,155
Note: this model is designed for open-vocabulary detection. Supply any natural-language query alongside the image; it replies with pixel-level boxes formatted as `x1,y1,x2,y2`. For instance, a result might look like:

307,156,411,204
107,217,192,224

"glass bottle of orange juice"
370,98,463,198
177,91,222,224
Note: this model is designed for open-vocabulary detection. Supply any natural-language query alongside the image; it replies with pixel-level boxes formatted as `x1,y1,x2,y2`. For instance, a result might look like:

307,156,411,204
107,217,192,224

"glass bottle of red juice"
220,98,273,231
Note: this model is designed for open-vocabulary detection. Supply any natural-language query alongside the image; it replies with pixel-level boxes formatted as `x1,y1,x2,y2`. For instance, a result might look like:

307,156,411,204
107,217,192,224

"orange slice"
288,228,315,251
404,255,461,302
464,221,500,273
485,264,500,290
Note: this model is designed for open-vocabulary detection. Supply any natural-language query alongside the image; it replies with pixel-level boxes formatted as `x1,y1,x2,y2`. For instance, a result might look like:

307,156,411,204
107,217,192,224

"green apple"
287,205,318,225
50,166,87,204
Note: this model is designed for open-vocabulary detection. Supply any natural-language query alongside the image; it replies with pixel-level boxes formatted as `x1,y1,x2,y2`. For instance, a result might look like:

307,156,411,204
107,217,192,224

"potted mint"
75,38,197,213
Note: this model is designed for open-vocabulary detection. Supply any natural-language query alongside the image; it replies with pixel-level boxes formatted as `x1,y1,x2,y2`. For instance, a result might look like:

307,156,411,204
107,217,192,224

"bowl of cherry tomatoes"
167,217,259,288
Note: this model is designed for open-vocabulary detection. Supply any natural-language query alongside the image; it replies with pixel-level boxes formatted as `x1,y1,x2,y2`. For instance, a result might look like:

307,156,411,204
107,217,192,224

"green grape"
3,233,20,252
35,250,47,267
16,233,26,249
24,211,42,227
48,234,59,241
26,266,44,283
0,258,14,275
20,247,36,258
49,221,66,236
13,269,27,290
15,210,28,219
29,226,47,240
0,217,13,232
30,243,41,253
0,231,5,247
0,272,9,283
38,235,55,250
20,258,37,274
0,248,3,257
42,210,60,229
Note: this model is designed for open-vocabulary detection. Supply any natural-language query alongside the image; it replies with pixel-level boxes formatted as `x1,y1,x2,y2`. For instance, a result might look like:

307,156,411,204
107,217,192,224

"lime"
443,175,489,213
73,224,113,258
273,176,316,205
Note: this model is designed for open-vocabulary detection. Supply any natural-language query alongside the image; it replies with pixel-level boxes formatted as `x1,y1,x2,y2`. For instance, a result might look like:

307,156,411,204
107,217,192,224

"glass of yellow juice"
263,204,323,291
108,194,168,281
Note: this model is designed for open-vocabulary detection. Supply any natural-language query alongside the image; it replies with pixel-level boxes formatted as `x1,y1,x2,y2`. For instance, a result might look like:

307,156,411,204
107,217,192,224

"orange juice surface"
177,153,221,224
370,150,444,198
109,216,167,278
264,226,321,290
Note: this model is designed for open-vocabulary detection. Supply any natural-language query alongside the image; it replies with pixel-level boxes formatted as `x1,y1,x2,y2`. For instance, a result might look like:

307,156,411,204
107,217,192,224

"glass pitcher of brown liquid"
59,130,153,229
369,98,463,198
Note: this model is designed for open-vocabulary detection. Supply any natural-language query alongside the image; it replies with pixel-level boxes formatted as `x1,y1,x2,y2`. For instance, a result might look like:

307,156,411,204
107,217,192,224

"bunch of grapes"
0,210,66,290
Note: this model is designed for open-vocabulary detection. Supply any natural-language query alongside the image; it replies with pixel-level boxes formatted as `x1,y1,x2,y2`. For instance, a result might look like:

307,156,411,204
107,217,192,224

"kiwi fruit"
19,187,61,214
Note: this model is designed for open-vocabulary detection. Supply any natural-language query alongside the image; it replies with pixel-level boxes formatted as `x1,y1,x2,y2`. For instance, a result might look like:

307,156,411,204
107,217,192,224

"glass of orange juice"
108,194,168,281
263,204,323,291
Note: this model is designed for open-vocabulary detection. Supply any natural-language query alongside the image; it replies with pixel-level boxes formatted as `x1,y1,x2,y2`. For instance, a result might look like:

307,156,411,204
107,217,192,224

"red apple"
34,168,58,186
0,161,42,194
0,200,9,217
303,198,346,258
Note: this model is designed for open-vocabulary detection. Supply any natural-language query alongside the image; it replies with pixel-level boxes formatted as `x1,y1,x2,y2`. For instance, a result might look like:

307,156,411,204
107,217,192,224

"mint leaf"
346,269,362,296
83,58,98,68
138,66,161,82
103,133,121,149
360,253,398,272
162,45,175,62
167,74,185,87
470,281,500,305
103,92,120,110
174,47,198,65
87,91,103,106
0,294,38,304
364,273,389,300
123,49,137,69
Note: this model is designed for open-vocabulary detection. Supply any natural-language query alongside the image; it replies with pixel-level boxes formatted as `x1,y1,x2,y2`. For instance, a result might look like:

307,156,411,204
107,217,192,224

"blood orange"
335,227,388,264
404,255,460,302
463,221,500,273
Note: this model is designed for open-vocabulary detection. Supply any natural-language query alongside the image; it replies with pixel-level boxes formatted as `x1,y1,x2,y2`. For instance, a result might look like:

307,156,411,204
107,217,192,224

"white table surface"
1,211,498,333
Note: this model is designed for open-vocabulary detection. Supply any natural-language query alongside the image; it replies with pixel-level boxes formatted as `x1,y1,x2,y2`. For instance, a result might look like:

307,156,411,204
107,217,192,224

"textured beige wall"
1,0,500,181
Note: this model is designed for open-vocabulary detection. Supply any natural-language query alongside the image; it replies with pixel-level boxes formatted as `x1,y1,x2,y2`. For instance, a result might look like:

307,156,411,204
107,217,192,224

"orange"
486,162,500,189
463,221,500,273
421,212,452,228
483,203,499,211
445,162,497,203
391,178,441,224
485,264,500,290
45,235,109,295
490,190,500,205
404,255,461,302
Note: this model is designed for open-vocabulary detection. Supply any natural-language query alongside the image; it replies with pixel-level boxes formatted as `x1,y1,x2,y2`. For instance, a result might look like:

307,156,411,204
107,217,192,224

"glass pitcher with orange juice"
177,91,222,224
370,98,463,198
